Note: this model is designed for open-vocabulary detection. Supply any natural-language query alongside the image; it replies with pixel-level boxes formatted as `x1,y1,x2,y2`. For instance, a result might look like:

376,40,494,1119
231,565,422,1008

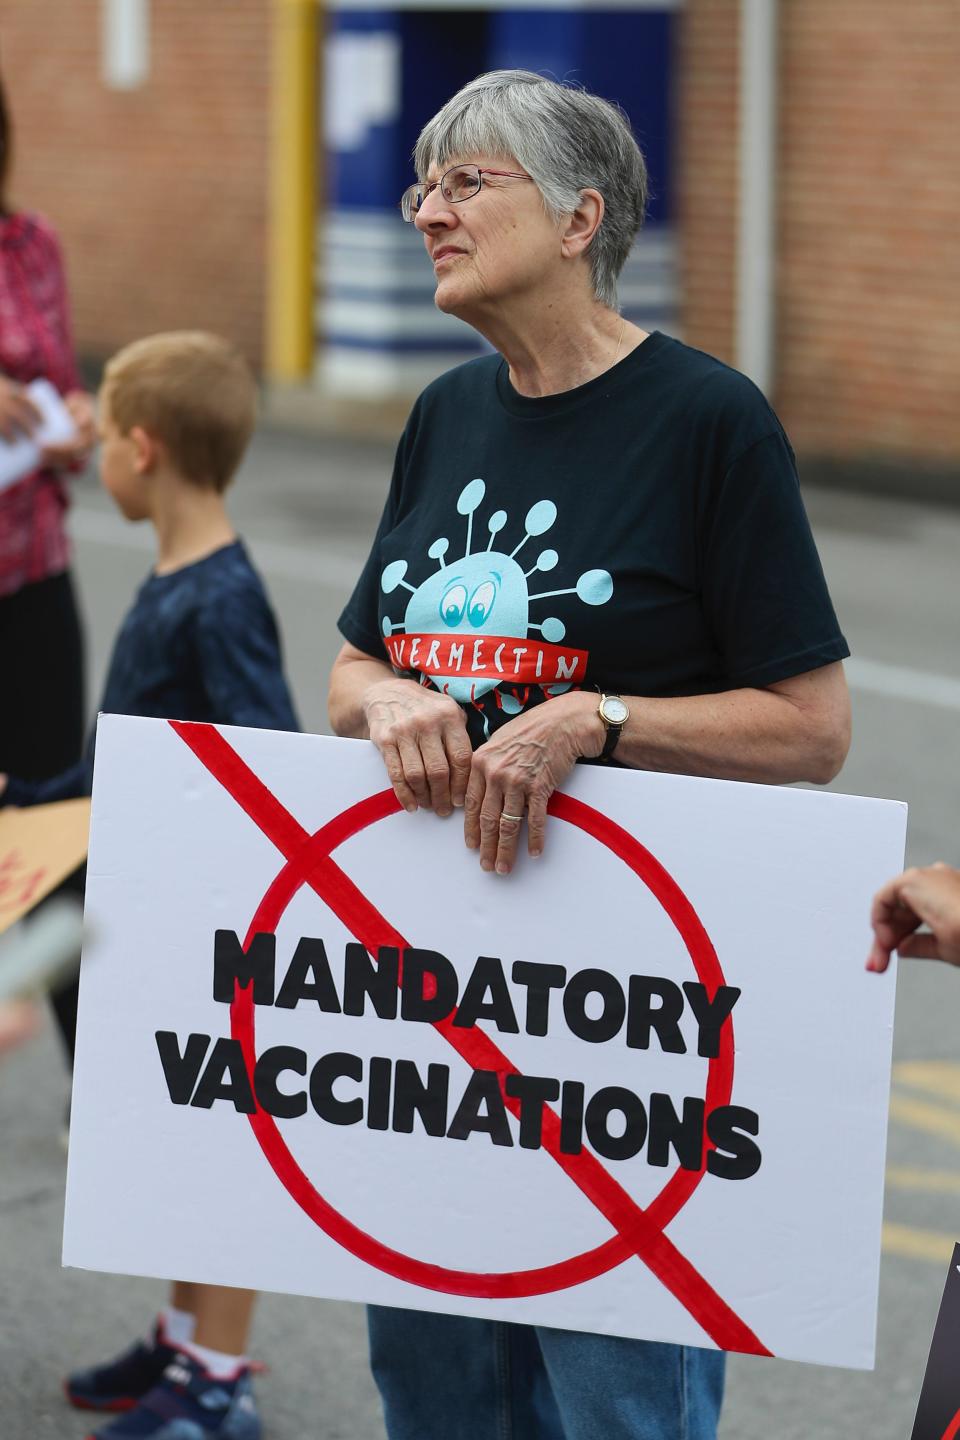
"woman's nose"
414,190,457,234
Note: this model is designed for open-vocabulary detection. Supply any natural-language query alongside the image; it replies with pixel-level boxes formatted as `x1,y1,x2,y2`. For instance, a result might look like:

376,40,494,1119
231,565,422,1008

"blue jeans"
368,1307,725,1440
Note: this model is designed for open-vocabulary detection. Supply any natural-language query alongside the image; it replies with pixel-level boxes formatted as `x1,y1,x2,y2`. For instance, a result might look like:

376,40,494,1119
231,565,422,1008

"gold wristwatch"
597,693,629,761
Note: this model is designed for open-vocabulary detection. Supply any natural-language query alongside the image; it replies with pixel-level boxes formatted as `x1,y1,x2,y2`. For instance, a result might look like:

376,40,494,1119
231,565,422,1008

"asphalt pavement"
1,422,959,1439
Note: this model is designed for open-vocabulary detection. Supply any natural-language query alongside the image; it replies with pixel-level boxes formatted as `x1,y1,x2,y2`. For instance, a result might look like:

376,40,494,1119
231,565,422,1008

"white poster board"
64,714,906,1369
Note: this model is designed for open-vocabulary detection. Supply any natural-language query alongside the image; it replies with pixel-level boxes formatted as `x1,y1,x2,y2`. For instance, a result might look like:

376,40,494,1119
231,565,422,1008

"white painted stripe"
845,657,960,713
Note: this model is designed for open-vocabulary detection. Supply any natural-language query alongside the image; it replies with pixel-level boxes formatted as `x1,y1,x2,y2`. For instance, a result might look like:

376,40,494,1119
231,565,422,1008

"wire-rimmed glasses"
400,164,531,222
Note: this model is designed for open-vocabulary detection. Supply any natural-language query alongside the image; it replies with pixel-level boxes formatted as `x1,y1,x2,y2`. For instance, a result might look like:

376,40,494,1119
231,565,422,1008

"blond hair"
101,331,256,492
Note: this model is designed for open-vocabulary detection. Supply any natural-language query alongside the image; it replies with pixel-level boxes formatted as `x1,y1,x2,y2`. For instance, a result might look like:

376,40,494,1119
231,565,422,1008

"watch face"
601,696,629,725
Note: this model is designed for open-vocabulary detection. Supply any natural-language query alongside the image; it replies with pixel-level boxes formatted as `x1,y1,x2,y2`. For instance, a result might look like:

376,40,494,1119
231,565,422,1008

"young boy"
1,331,297,1440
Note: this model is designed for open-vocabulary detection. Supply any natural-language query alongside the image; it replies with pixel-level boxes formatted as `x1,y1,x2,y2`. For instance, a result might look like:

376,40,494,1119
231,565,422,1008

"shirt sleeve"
193,587,300,733
2,753,92,809
700,428,850,689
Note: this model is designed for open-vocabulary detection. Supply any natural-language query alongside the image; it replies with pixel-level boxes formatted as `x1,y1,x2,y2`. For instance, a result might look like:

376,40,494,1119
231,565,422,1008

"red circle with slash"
228,787,734,1300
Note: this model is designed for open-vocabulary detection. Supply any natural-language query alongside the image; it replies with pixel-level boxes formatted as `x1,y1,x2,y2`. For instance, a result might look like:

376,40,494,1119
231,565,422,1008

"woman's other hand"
0,377,42,442
465,690,603,875
867,863,960,972
40,389,96,469
364,678,473,817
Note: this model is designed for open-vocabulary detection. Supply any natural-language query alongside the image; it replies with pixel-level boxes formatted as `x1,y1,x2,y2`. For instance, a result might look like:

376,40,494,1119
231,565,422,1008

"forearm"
620,691,844,784
562,673,849,786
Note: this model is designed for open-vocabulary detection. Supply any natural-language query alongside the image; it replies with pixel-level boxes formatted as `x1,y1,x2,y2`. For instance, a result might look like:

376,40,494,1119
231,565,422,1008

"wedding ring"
500,812,524,824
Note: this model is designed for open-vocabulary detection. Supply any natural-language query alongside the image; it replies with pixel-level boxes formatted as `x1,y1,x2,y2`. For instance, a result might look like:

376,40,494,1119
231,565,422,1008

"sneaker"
83,1351,262,1440
65,1325,177,1412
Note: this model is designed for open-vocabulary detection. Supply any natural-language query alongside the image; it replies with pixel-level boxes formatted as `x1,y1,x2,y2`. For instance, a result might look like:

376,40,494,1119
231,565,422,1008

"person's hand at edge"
363,678,472,818
867,863,960,972
464,689,603,876
0,377,42,442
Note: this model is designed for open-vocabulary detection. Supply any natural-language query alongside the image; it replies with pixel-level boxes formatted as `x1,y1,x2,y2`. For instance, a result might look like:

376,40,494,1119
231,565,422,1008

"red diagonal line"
170,720,772,1356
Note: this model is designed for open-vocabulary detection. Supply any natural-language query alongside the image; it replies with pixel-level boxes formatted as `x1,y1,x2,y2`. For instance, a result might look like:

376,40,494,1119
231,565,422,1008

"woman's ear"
560,189,604,259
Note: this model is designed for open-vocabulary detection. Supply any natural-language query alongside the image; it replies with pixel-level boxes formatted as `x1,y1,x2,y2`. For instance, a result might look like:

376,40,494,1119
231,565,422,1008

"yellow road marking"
893,1062,960,1106
882,1222,957,1265
889,1094,960,1149
886,1166,960,1195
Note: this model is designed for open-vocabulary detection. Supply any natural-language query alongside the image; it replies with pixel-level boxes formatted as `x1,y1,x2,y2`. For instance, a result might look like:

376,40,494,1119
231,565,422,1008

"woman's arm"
464,661,851,874
329,642,473,816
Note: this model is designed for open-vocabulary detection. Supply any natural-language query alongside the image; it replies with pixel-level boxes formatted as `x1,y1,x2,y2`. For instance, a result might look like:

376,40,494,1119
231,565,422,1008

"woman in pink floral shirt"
0,74,95,1055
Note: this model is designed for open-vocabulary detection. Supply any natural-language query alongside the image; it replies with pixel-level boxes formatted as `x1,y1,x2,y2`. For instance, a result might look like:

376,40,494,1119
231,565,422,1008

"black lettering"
504,1073,560,1149
647,1093,705,1171
275,937,341,1013
253,1046,307,1118
706,1106,761,1180
584,1085,648,1161
400,948,458,1023
156,1030,211,1105
392,1059,450,1137
447,1069,514,1147
213,930,275,1006
682,982,741,1058
454,955,519,1033
367,1056,393,1130
343,944,399,1020
309,1052,364,1125
560,1080,585,1155
563,968,626,1044
511,961,567,1036
190,1037,256,1113
626,975,686,1053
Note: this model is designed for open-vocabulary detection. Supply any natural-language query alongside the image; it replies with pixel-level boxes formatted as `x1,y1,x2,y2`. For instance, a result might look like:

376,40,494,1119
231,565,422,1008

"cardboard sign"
911,1243,960,1439
0,798,90,936
64,715,906,1368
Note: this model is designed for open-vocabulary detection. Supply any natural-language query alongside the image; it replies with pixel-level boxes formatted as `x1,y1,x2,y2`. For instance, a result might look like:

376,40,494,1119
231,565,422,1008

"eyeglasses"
400,164,531,222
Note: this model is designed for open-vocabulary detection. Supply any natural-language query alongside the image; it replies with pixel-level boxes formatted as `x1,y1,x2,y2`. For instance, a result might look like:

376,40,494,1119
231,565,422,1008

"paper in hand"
0,378,78,493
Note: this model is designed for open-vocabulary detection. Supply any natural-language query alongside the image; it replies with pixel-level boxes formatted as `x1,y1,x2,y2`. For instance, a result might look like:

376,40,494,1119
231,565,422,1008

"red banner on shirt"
383,633,590,687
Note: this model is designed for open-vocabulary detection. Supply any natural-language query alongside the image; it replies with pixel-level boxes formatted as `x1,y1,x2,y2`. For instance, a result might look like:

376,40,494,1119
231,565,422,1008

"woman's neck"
466,289,647,398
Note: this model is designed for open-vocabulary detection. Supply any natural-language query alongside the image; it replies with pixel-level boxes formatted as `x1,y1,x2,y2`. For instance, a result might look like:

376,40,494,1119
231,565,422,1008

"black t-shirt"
339,331,849,749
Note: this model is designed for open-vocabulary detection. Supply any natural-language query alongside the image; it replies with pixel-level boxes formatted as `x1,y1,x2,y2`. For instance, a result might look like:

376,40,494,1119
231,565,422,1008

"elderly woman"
329,70,850,1440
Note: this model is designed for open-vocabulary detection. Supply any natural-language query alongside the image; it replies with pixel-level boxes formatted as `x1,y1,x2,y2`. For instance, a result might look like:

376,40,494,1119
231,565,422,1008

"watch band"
597,693,628,762
600,721,622,762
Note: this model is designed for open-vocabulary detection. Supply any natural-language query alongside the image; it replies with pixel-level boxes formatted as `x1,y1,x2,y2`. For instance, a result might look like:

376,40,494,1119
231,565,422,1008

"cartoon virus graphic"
380,478,613,707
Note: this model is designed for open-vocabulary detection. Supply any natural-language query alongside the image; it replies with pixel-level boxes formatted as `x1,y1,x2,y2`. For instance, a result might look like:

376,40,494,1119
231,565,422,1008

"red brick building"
3,1,957,475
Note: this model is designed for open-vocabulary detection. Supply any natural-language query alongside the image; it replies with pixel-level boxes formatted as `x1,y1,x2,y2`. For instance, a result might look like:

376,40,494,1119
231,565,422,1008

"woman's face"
415,155,562,319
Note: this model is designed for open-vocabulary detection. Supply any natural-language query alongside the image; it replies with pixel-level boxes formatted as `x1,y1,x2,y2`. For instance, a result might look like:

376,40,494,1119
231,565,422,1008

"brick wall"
677,0,739,369
777,0,959,463
679,0,960,467
2,0,271,369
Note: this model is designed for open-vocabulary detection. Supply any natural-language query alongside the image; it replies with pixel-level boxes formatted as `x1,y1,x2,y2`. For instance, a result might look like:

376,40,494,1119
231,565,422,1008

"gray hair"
413,70,648,310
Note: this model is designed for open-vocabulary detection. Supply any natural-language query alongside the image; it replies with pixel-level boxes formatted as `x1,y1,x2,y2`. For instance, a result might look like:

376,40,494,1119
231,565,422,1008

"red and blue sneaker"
82,1351,261,1440
65,1324,178,1412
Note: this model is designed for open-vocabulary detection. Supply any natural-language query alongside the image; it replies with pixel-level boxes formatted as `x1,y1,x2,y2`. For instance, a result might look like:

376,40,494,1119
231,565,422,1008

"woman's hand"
40,390,96,469
465,690,603,875
364,678,473,817
867,863,960,972
0,377,42,442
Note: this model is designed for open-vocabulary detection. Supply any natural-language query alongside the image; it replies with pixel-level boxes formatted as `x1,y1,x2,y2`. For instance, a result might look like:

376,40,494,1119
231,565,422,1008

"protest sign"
64,714,905,1368
910,1243,960,1440
0,798,90,937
